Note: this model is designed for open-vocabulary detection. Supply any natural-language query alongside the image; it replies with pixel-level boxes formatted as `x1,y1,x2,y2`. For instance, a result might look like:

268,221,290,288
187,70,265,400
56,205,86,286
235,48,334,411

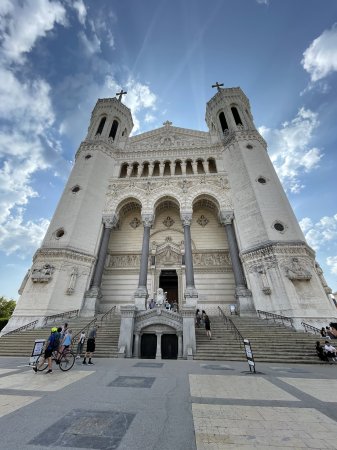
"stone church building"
4,85,335,358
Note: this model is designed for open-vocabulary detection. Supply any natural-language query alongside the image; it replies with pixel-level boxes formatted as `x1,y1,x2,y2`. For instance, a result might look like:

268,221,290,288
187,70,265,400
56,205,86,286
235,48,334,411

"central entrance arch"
159,269,178,305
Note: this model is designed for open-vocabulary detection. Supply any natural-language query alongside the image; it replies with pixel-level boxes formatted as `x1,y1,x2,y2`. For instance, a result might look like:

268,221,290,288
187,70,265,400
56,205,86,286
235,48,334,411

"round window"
71,185,80,193
246,144,253,149
85,154,92,160
55,228,65,239
274,222,285,232
257,177,266,184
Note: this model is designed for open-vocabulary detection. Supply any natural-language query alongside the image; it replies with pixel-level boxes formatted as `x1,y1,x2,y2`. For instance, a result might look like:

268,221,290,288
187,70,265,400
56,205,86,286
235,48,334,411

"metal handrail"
43,309,79,325
99,306,116,325
2,319,39,336
257,310,294,328
301,322,321,335
71,317,97,348
218,306,244,348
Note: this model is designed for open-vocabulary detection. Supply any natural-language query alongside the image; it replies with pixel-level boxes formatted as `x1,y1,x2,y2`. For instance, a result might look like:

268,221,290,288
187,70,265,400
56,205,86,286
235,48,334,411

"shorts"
44,348,53,358
86,338,95,353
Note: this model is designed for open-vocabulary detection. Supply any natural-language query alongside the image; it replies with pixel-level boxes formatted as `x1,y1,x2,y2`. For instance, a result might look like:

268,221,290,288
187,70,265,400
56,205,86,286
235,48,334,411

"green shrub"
0,318,9,331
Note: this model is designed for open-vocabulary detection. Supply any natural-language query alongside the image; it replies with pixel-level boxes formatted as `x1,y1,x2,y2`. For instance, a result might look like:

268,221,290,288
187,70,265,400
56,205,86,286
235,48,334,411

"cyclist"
33,327,59,374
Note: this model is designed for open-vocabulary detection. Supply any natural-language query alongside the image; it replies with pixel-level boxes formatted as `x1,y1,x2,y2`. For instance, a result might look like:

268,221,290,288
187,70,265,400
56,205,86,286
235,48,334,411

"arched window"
219,112,228,133
208,158,217,173
120,163,128,178
109,120,119,139
231,107,242,126
96,117,106,135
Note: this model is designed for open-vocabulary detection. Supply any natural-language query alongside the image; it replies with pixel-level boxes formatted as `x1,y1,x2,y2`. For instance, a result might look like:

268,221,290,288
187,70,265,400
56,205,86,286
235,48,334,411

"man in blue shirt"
33,327,58,374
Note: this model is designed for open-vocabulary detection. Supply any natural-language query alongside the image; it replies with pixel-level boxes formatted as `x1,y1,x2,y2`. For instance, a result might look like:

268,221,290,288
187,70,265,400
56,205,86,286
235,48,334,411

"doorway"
159,270,178,305
161,334,178,359
140,334,157,359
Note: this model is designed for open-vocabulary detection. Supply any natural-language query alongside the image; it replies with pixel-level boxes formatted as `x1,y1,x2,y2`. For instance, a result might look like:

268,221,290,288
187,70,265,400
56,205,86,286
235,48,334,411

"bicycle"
34,347,75,372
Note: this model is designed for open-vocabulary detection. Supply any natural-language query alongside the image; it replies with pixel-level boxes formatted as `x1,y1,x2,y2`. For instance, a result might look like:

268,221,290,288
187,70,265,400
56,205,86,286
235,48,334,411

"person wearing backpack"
33,327,58,374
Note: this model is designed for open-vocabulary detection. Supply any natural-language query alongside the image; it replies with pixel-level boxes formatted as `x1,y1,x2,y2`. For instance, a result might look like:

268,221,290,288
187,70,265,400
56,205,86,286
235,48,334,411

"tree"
0,297,16,318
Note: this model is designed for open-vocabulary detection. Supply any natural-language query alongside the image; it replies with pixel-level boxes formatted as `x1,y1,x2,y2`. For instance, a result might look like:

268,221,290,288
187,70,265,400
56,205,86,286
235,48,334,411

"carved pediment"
128,126,209,151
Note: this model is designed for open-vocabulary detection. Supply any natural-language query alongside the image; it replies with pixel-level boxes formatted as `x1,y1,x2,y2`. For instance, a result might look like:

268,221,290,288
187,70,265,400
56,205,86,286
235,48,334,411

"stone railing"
257,310,294,328
1,319,39,336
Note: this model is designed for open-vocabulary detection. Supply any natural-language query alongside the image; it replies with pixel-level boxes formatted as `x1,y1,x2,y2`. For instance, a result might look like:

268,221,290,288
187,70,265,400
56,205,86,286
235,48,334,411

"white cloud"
144,113,156,123
327,256,337,276
0,0,66,63
256,0,269,4
259,108,323,193
302,23,337,82
78,29,101,55
0,208,49,257
299,214,337,251
72,0,87,25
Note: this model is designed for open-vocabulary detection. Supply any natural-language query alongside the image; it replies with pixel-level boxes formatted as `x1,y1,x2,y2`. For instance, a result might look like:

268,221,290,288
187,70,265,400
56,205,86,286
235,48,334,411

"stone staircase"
195,315,323,364
0,315,121,359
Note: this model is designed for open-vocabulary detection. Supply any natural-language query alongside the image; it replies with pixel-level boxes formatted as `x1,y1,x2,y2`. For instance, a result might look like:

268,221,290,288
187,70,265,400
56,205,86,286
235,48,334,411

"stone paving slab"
0,369,94,392
280,378,337,402
189,374,299,401
0,394,40,418
108,376,155,388
192,404,337,449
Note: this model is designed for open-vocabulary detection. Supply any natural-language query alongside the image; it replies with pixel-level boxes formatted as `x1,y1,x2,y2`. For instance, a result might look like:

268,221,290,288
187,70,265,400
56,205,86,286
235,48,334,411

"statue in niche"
257,266,271,295
66,266,78,295
315,262,332,294
285,258,311,281
155,288,166,306
18,269,31,295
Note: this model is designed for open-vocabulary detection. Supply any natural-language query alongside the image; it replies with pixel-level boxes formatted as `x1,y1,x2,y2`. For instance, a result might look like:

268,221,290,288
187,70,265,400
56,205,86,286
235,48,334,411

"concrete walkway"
0,357,337,449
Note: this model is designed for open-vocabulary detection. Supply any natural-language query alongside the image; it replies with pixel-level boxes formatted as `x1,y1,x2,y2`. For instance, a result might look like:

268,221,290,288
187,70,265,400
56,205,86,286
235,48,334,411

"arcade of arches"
100,196,236,314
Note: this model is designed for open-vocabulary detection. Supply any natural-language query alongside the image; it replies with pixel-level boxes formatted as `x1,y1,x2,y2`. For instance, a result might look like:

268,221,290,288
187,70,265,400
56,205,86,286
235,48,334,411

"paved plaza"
0,357,337,449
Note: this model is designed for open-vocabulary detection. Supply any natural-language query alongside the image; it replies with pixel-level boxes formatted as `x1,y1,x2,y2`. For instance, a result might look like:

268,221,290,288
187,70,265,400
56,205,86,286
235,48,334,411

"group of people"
316,322,337,362
196,309,211,339
33,322,97,374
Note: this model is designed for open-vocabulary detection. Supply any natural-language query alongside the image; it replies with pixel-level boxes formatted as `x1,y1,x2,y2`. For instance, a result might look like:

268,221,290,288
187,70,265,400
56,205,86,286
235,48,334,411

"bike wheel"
59,351,75,371
35,354,48,371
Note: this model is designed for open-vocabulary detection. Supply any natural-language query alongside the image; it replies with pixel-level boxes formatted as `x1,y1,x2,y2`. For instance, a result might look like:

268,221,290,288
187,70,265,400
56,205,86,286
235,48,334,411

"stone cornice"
240,240,315,262
33,247,95,264
221,130,267,150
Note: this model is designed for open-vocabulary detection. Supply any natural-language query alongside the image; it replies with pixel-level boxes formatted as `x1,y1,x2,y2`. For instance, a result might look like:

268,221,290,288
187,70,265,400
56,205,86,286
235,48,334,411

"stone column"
126,164,132,177
137,164,143,177
181,212,198,306
148,162,154,177
169,162,174,176
81,214,119,317
177,332,183,359
133,332,140,358
219,210,255,316
191,160,198,174
181,306,196,359
134,213,154,310
159,162,165,176
181,161,187,176
202,160,209,174
155,331,162,359
118,305,136,358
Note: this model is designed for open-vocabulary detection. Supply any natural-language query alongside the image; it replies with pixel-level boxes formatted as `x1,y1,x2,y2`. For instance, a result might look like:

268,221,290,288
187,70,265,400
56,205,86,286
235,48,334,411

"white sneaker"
76,355,80,359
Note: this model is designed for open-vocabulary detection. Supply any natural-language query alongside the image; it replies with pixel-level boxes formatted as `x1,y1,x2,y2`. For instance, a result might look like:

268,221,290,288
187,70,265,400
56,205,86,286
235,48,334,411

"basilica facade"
4,86,335,357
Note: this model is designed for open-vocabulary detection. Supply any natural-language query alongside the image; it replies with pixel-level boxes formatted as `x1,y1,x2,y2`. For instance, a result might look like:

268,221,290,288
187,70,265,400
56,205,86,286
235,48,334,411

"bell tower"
3,93,134,333
205,85,335,324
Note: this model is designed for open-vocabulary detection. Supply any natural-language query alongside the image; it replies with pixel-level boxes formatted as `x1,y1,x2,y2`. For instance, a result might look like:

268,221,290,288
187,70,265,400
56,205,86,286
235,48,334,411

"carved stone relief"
197,215,209,227
285,257,312,281
31,264,55,283
66,266,78,295
130,217,141,229
163,216,174,228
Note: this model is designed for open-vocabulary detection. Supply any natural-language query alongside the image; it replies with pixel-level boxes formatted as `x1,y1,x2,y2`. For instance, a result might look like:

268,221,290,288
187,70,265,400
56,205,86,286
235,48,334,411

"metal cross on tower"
116,89,127,102
212,82,224,92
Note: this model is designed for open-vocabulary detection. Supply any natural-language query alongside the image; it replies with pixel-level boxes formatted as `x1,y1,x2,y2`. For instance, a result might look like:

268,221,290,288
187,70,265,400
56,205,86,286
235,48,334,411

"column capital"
181,211,193,226
141,213,154,227
103,213,119,229
219,210,234,225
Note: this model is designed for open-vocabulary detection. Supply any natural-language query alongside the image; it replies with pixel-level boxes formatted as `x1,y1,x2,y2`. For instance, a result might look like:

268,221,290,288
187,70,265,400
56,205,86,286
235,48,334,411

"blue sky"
0,0,337,299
